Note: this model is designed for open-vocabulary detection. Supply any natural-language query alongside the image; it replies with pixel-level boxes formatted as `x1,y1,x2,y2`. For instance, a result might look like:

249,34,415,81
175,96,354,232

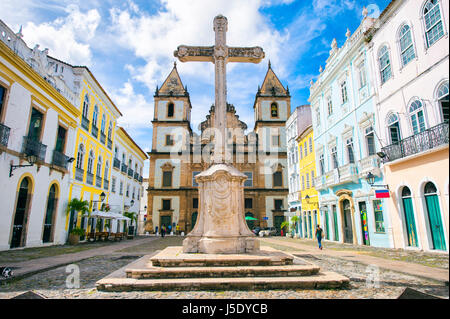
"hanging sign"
375,189,390,198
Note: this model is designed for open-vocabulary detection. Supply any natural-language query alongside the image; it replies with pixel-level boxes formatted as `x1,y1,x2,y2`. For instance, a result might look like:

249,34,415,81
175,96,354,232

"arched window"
76,144,84,169
409,100,426,134
167,102,174,118
82,94,89,118
97,156,102,176
101,114,106,133
423,0,444,48
424,181,446,250
43,184,58,243
399,24,415,66
271,102,278,118
436,81,449,123
87,150,94,173
378,45,392,84
11,177,32,248
92,105,98,127
387,113,401,144
401,186,418,247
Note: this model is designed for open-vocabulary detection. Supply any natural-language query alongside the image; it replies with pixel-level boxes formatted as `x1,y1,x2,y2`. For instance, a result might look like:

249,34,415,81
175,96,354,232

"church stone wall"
157,100,185,121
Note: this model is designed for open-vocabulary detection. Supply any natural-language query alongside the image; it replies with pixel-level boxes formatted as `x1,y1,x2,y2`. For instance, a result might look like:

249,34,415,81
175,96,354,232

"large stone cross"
174,15,265,163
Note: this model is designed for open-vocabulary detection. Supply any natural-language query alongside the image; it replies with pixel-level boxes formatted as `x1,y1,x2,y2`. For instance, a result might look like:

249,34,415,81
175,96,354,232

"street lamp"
91,192,106,210
9,154,38,177
365,172,389,190
305,194,310,203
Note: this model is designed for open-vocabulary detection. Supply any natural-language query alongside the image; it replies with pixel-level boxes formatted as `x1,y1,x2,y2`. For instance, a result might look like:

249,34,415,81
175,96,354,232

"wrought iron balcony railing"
81,116,90,131
128,168,134,178
91,124,99,138
113,158,121,170
100,132,106,144
75,167,84,181
51,150,69,170
139,176,143,183
381,122,449,163
0,122,11,147
121,164,128,173
134,172,139,180
86,171,94,185
22,136,47,161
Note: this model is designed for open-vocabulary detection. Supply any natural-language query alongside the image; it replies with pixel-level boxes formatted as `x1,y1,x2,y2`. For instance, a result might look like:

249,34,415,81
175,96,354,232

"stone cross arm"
174,45,265,63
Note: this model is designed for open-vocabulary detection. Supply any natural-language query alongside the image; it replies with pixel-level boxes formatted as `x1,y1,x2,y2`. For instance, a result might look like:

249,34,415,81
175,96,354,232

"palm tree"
67,198,90,217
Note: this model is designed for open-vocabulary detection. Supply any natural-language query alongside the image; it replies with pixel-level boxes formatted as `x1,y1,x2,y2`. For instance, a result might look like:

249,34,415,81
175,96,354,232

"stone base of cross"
174,15,264,254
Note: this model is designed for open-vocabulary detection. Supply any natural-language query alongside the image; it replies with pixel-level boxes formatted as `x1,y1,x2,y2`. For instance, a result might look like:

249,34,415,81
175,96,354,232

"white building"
286,106,301,225
0,21,78,250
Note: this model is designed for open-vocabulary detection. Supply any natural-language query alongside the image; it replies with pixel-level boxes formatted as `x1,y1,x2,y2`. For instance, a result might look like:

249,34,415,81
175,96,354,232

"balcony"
381,122,449,163
121,164,128,174
134,172,139,181
75,167,84,181
139,176,143,183
51,150,69,170
95,174,102,188
103,179,109,190
0,122,11,147
358,155,381,177
81,116,90,131
337,163,359,184
100,132,106,144
107,138,112,150
113,158,121,170
314,175,327,191
86,172,94,185
325,168,340,188
128,168,134,178
22,136,47,162
91,124,99,138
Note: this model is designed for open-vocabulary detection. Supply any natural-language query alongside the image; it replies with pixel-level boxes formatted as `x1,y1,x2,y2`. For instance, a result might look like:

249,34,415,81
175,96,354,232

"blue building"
308,11,393,248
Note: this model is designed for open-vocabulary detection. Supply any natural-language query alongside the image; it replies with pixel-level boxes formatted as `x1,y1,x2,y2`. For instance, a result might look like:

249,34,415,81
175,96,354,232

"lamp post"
365,172,389,190
9,154,37,177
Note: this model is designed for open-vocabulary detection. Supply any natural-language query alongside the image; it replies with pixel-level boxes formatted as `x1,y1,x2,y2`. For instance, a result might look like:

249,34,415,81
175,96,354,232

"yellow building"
297,124,321,239
62,64,123,234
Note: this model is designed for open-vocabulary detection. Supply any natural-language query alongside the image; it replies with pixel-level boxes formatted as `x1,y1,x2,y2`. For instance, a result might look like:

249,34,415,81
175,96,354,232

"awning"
90,210,131,221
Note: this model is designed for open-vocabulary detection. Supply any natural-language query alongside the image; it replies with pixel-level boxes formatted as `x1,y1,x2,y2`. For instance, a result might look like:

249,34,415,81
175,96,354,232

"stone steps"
126,264,320,279
97,271,350,291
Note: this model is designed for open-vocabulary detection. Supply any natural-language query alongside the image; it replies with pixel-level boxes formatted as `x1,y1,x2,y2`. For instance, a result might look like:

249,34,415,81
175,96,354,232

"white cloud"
20,4,101,66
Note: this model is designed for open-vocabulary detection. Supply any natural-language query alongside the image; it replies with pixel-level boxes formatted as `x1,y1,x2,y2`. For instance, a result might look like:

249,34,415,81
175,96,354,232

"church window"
245,198,253,209
423,0,444,48
274,199,283,210
165,134,174,146
162,171,173,187
399,24,415,67
331,146,339,169
244,172,253,187
193,198,198,209
162,199,171,210
271,103,278,118
192,171,200,186
378,45,392,84
273,170,283,187
167,103,174,118
272,134,280,147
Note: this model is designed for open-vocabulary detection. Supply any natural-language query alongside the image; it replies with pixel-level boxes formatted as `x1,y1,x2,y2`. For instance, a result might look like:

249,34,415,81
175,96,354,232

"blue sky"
1,0,391,176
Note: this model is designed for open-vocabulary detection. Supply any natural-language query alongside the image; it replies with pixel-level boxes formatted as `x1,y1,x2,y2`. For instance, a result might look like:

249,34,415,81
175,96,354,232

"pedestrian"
155,226,158,236
161,225,166,238
315,224,324,250
176,224,180,235
168,224,172,235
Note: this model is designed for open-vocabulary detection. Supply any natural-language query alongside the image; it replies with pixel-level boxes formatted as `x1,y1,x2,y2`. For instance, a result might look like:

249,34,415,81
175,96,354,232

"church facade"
146,63,290,234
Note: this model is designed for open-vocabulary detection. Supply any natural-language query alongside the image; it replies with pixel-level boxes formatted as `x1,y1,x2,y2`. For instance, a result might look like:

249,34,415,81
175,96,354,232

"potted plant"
68,227,85,245
66,198,90,243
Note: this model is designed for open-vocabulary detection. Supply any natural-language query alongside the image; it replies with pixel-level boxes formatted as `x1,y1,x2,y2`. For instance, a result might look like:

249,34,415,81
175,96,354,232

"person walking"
315,224,324,250
161,225,166,238
155,226,158,236
176,224,180,235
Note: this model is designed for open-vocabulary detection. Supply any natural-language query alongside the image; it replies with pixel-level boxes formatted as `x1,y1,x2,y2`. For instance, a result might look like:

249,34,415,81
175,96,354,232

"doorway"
401,187,418,247
332,205,339,241
42,184,58,243
274,215,285,236
11,178,32,248
342,199,353,244
424,182,446,250
358,201,370,246
160,215,172,230
307,212,312,239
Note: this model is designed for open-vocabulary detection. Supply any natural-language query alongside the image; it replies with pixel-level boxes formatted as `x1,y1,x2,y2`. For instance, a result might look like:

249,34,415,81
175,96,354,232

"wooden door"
342,199,353,244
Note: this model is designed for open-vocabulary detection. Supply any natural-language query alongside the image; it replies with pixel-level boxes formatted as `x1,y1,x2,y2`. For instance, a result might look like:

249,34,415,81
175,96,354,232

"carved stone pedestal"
182,163,260,254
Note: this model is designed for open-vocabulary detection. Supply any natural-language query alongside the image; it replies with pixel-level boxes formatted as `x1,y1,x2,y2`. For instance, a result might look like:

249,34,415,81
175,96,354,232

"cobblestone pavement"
273,236,449,269
0,236,447,299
